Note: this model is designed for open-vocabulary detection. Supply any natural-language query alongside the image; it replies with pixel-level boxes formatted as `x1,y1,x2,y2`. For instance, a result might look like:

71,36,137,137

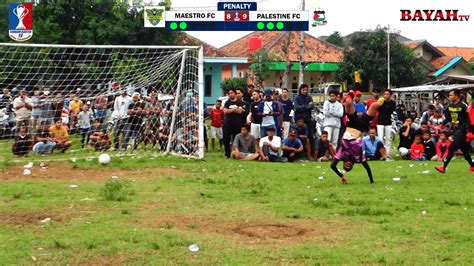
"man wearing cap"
13,88,33,132
281,129,304,162
258,89,281,137
259,126,286,162
353,91,366,116
113,89,132,150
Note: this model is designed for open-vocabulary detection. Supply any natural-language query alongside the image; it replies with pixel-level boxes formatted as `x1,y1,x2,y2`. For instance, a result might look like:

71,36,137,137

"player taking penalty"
330,91,382,184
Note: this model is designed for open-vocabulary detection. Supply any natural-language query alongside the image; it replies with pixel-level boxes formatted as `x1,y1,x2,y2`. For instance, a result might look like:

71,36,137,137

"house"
219,31,344,93
436,47,474,75
401,40,471,78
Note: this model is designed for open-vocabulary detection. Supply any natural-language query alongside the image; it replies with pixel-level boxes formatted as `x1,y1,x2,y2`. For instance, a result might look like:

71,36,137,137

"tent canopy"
391,84,474,93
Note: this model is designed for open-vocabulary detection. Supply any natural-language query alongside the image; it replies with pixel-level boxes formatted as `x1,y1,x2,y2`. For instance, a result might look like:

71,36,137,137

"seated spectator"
294,117,312,160
420,104,436,124
32,121,56,155
410,135,425,161
398,117,415,159
363,127,388,161
68,94,83,129
89,119,111,151
176,127,198,155
50,118,72,152
12,127,33,156
259,126,286,162
414,122,429,136
231,124,259,161
314,131,336,162
433,131,451,161
428,109,445,142
423,132,436,160
281,129,304,162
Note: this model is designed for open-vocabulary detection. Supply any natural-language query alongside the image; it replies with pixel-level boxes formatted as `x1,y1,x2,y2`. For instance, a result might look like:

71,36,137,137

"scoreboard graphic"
160,1,309,31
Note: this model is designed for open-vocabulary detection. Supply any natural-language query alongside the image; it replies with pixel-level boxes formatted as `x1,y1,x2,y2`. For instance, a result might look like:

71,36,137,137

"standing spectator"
434,96,446,112
31,89,41,131
39,88,54,126
68,94,83,129
366,88,381,128
93,94,109,123
89,119,111,151
243,84,254,103
314,131,336,162
249,90,262,141
123,92,146,150
294,117,312,160
433,131,451,161
235,88,250,125
13,88,33,131
376,89,396,156
0,87,12,110
259,126,286,162
293,84,315,152
280,88,293,139
222,89,246,158
12,127,32,156
50,118,72,152
273,90,284,136
428,109,445,142
420,104,436,124
396,103,407,123
398,117,416,159
281,129,304,162
353,90,366,116
231,124,259,161
423,131,436,160
210,99,224,151
363,127,387,161
32,121,56,155
78,104,94,148
435,89,474,173
258,89,281,137
322,90,344,149
52,92,64,122
410,135,425,161
113,89,132,150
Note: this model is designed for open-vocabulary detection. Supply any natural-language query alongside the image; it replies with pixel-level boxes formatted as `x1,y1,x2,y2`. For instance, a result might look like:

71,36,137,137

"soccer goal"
0,43,205,158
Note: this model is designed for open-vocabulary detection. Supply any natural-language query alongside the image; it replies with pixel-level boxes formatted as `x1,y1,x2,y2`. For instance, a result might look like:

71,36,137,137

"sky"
167,0,474,48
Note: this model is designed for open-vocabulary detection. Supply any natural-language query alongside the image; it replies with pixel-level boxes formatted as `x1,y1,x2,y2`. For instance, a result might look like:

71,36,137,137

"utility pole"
298,0,305,86
387,24,391,89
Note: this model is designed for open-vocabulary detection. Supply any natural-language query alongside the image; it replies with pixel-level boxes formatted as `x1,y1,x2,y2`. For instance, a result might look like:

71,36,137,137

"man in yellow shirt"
50,118,72,152
68,95,83,129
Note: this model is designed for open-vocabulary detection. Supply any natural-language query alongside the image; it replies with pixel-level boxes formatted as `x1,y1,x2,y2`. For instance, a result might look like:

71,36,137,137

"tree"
0,0,178,45
249,49,275,89
326,31,345,47
221,78,247,93
336,27,427,89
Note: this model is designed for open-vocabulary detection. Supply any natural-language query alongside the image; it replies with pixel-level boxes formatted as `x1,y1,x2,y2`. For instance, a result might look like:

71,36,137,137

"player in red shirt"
210,99,224,150
410,135,425,161
366,88,382,128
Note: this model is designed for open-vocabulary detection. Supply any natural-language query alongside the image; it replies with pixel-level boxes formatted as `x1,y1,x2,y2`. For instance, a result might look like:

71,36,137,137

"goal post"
0,43,205,158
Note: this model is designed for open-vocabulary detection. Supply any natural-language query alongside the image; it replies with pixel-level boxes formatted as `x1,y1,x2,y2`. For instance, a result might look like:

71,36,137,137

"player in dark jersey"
435,89,474,173
330,92,382,184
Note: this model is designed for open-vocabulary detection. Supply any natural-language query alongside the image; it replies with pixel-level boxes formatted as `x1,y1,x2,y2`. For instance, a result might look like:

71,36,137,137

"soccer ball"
98,153,111,165
399,147,410,157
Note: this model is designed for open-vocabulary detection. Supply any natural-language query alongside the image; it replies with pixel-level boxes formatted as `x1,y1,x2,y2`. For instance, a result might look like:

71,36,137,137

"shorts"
335,138,365,163
346,112,373,133
211,126,223,139
250,123,261,139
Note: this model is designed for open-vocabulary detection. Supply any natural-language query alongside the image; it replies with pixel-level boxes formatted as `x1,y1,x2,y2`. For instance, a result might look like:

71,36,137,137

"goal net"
0,43,204,158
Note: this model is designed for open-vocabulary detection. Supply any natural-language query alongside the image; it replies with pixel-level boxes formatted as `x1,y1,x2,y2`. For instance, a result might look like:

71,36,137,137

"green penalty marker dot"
276,22,284,30
170,22,178,30
266,22,274,30
257,22,265,30
179,22,187,30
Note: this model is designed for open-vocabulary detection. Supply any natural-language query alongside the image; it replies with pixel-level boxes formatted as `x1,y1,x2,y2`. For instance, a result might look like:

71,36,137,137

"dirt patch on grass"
0,205,100,227
140,213,354,246
0,163,186,181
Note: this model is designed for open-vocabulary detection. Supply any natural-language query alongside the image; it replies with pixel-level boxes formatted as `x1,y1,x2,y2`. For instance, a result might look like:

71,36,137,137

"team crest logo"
9,3,33,41
144,6,165,27
312,8,327,27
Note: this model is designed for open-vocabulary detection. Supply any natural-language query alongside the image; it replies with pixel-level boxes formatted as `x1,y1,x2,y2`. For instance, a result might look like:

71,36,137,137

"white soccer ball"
98,153,111,165
399,147,410,157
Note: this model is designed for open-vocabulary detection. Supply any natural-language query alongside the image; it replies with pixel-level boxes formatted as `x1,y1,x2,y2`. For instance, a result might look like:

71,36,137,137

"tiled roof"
430,56,457,70
218,31,344,63
177,33,224,57
437,47,474,62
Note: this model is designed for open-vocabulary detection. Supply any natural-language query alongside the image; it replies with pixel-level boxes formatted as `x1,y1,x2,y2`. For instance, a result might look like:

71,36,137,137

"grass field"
0,139,473,264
